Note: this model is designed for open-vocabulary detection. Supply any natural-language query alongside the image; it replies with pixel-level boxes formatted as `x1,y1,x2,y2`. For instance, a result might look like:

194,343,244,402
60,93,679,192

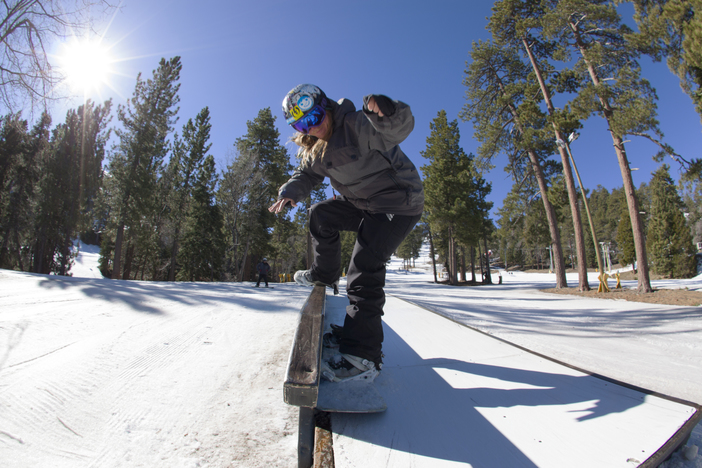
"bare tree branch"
628,131,693,168
0,0,117,113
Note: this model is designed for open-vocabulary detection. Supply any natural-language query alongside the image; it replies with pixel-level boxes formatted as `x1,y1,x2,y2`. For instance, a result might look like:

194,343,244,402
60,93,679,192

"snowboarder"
269,84,424,383
255,258,271,288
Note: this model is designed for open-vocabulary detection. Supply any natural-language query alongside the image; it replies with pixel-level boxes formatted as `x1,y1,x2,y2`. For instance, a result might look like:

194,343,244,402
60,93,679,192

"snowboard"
316,293,386,413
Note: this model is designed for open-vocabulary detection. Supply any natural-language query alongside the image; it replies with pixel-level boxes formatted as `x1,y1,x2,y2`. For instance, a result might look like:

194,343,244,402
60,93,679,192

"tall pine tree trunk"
122,242,135,280
428,229,438,283
237,238,251,282
470,246,476,282
496,79,568,288
112,222,125,279
526,147,567,287
58,233,72,276
32,227,48,274
483,235,492,284
460,246,467,282
168,228,180,282
522,37,590,291
13,229,23,271
448,225,457,285
569,21,653,293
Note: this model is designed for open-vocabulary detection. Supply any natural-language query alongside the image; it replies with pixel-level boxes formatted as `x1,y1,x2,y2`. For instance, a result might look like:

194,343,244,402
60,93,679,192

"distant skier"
255,258,271,288
269,84,424,383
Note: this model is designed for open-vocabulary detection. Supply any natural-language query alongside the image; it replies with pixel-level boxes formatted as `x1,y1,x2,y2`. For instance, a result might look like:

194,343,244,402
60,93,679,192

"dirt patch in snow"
542,286,702,307
520,268,702,306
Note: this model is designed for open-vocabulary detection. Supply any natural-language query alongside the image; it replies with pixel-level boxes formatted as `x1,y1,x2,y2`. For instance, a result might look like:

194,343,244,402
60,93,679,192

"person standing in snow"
269,84,424,383
255,258,271,288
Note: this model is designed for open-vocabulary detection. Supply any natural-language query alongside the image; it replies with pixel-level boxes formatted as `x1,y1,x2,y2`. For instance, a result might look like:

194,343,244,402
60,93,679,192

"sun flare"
58,39,113,95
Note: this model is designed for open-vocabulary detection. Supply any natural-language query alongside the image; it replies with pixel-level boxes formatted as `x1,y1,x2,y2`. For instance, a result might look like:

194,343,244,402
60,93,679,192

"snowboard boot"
321,353,380,383
294,269,340,295
323,324,343,349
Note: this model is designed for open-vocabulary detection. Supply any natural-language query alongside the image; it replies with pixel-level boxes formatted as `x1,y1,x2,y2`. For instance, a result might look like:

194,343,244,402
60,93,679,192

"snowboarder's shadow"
331,323,650,467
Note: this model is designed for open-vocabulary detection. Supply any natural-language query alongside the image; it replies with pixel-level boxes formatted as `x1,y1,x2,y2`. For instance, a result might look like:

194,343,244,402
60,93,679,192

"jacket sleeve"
277,163,325,204
356,95,415,152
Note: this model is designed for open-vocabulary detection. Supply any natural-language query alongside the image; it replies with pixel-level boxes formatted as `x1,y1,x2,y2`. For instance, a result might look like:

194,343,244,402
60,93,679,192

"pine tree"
496,185,529,270
396,224,426,269
238,108,292,277
646,165,696,277
104,57,181,280
524,198,552,268
219,108,291,281
462,39,568,287
31,100,112,275
489,0,591,290
0,112,46,270
218,146,263,281
616,206,637,268
679,175,702,246
625,1,702,129
165,107,212,281
539,0,663,292
421,110,492,285
177,155,225,281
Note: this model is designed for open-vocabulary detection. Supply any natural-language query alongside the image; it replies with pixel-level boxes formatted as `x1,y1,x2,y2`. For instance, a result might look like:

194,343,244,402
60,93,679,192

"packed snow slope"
386,268,702,406
0,242,700,467
0,267,306,467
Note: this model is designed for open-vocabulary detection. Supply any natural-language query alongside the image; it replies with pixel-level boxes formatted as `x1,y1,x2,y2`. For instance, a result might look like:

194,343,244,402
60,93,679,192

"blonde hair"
291,113,333,168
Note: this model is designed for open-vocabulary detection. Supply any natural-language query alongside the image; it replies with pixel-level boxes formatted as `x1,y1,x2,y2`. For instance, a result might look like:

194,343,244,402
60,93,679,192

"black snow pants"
308,197,420,367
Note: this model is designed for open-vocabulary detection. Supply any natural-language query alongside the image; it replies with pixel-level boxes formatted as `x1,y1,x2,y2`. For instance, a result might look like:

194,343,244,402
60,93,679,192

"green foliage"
0,113,40,271
421,110,493,284
177,155,225,281
0,100,111,275
625,0,702,123
164,107,214,281
487,0,591,287
33,100,112,275
679,176,702,244
102,56,182,280
495,185,527,268
340,230,356,276
616,206,637,267
497,181,554,269
218,108,292,281
646,164,696,277
461,39,558,178
396,224,426,267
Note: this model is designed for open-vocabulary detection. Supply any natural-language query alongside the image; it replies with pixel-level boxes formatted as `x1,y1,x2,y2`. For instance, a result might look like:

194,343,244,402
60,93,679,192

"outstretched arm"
269,197,297,214
358,94,414,151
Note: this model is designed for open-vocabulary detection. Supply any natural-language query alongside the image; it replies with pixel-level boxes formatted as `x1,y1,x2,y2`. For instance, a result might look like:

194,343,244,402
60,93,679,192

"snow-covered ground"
387,250,702,468
0,243,700,467
70,242,103,279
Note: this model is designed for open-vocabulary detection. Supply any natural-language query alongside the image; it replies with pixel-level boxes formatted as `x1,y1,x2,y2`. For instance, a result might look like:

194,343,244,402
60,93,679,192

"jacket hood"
330,98,356,128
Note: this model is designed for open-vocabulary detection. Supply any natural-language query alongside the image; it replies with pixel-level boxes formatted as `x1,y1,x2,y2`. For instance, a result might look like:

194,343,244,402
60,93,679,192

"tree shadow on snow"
387,284,702,339
35,275,308,315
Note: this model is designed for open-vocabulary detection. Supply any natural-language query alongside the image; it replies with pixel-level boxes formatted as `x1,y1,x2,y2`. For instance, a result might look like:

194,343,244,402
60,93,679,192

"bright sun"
58,39,113,95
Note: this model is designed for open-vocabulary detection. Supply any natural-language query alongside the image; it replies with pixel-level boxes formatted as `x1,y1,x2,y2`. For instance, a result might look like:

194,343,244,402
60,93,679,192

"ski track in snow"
0,267,307,468
0,242,700,467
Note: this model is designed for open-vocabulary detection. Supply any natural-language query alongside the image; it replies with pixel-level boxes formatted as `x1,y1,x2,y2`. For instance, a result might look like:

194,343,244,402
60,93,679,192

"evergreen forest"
1,1,701,288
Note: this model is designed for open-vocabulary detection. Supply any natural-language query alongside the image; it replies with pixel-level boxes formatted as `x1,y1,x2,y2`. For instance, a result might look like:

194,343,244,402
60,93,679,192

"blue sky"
54,0,702,217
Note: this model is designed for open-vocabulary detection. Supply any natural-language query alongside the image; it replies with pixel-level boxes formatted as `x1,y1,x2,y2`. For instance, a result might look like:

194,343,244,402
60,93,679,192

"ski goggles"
290,105,326,134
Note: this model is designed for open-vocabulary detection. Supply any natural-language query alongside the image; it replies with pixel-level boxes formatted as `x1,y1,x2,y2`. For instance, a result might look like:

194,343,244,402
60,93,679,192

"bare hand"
269,198,296,214
366,96,384,117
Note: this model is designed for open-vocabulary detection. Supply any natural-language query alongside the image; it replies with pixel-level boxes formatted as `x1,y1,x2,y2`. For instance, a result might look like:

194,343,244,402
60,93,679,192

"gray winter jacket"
278,96,424,216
